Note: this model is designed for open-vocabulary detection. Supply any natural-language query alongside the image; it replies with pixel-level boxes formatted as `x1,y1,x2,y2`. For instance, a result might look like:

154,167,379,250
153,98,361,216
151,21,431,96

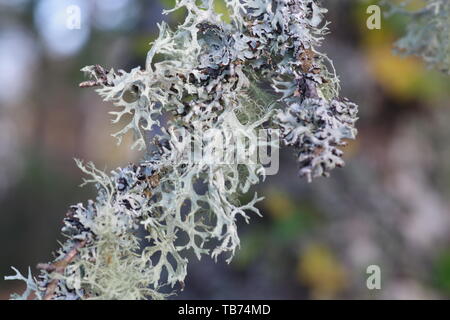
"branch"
37,239,87,300
79,65,115,88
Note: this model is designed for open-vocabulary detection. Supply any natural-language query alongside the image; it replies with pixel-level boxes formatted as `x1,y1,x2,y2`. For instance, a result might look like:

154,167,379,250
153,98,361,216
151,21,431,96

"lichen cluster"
387,0,450,73
6,0,358,300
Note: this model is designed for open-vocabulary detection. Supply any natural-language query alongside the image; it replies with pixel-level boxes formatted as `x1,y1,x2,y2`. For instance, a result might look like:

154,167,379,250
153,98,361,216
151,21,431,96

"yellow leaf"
264,190,296,220
297,244,347,299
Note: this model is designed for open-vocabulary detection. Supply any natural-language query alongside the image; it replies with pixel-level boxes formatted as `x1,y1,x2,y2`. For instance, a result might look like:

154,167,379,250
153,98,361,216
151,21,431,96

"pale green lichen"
6,0,358,300
385,0,450,73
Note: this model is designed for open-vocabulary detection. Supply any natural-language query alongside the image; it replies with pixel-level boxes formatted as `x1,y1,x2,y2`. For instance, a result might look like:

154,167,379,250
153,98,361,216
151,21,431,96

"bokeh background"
1,0,450,300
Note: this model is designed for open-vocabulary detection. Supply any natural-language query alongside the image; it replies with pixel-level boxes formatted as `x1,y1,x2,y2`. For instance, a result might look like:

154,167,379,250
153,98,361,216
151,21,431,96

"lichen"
386,0,450,73
6,0,358,300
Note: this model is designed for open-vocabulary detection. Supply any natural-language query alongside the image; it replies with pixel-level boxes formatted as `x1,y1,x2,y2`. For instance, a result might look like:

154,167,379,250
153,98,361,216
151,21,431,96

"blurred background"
1,0,450,300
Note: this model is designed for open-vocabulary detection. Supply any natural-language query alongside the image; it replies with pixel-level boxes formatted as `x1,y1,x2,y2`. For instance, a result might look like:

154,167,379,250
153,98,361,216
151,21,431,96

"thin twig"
37,239,87,300
79,65,114,88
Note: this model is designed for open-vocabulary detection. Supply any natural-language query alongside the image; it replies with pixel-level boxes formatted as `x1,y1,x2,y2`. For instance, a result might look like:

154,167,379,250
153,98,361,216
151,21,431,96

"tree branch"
37,239,87,300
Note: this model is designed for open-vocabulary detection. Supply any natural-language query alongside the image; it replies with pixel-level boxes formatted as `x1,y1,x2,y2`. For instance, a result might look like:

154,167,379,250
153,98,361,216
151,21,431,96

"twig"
79,65,114,88
37,239,87,300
